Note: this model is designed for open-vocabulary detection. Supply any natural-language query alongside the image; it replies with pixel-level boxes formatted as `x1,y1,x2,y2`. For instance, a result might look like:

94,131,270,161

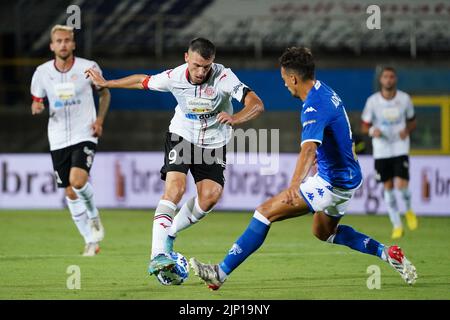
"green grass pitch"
0,210,449,300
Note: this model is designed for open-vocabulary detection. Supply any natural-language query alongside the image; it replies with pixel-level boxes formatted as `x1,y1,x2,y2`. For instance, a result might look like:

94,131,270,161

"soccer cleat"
405,210,418,231
165,235,176,253
384,245,417,285
82,242,100,256
89,216,105,242
189,257,225,291
391,227,404,240
147,253,176,275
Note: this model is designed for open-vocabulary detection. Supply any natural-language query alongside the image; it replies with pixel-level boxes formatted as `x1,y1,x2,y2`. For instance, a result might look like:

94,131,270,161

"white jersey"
31,57,102,151
143,63,250,149
362,90,415,159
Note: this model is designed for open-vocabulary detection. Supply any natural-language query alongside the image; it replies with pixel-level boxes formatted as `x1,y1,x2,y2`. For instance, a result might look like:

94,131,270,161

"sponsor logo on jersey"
302,119,316,128
55,101,64,108
304,106,317,113
185,110,220,120
54,99,82,108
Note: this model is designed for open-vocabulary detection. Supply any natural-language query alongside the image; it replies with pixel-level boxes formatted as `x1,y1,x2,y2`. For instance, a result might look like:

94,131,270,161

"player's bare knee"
70,179,87,190
163,182,186,203
65,187,77,200
198,187,222,211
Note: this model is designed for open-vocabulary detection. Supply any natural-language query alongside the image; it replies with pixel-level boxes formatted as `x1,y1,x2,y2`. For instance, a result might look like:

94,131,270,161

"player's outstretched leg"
190,187,309,290
318,213,417,285
190,210,271,290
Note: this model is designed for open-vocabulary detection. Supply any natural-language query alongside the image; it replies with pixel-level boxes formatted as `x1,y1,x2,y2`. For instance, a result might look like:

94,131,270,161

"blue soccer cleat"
148,253,176,275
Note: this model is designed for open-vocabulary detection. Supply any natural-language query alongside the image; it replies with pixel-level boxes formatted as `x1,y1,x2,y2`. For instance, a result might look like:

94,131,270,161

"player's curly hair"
279,47,315,81
189,38,216,60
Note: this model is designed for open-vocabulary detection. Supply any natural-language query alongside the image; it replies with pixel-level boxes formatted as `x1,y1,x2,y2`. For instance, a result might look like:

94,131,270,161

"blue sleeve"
301,104,327,146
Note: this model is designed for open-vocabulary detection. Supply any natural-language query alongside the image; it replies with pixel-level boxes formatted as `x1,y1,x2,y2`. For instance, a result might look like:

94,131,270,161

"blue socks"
329,225,384,258
218,217,385,280
219,211,271,275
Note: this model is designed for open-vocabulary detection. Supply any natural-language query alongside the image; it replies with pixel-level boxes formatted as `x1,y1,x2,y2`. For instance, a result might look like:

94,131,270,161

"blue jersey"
301,80,362,189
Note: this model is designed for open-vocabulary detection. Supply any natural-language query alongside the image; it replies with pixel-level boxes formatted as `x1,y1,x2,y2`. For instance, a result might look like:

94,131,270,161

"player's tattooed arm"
217,91,264,126
283,141,317,205
92,88,111,138
85,68,148,90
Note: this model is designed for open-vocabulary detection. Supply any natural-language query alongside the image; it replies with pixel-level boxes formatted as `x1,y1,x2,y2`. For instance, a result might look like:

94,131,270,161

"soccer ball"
156,252,189,285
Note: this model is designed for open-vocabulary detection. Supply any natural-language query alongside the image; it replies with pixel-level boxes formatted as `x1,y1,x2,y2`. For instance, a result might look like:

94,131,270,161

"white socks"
384,189,402,228
168,197,211,238
151,200,177,259
399,188,412,211
72,182,98,219
66,197,93,244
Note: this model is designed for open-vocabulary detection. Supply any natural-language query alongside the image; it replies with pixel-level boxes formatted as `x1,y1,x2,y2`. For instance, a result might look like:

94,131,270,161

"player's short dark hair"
188,38,216,59
279,47,315,81
379,66,397,77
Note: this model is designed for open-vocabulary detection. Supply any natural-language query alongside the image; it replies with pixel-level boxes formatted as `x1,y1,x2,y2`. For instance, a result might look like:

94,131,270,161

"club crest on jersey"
203,87,215,97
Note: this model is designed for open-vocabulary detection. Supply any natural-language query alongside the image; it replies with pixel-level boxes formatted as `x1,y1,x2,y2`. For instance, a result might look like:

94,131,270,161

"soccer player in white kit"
30,25,110,256
85,38,264,276
361,67,418,239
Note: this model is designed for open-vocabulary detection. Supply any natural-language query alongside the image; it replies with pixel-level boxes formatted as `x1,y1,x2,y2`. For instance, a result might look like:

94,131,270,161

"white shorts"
299,174,361,218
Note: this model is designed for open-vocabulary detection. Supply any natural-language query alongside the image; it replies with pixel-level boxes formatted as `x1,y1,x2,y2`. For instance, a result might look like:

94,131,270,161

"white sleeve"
219,68,250,103
30,68,46,99
145,70,171,92
405,95,415,120
361,97,373,124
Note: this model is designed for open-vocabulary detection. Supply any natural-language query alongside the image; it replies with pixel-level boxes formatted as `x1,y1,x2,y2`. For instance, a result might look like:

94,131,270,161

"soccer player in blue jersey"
190,47,418,290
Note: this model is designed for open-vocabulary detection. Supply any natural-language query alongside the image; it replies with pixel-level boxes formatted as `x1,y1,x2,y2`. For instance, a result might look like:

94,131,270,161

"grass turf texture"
0,210,449,300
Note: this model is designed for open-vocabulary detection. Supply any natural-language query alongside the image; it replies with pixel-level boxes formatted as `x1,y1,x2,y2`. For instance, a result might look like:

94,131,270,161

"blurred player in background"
30,25,110,256
361,67,418,239
190,47,417,290
85,38,264,276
